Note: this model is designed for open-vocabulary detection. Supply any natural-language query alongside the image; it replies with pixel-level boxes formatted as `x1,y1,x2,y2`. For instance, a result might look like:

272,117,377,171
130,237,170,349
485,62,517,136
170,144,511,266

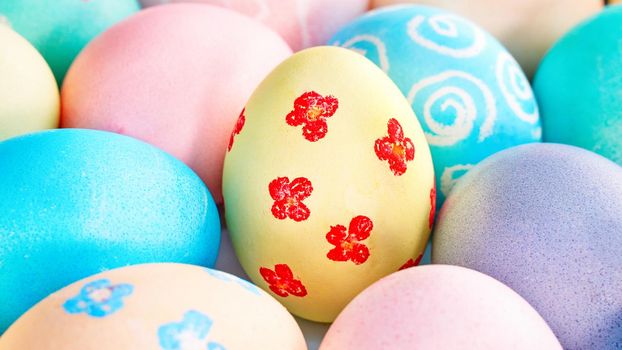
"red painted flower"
259,264,307,297
429,181,436,229
326,215,373,265
286,91,339,142
228,108,246,152
269,176,313,221
399,253,423,271
374,118,415,176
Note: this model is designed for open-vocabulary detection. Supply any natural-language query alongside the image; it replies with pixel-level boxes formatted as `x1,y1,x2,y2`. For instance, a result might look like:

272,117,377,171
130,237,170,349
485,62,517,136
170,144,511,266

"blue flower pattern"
159,310,226,350
63,278,133,317
203,268,261,296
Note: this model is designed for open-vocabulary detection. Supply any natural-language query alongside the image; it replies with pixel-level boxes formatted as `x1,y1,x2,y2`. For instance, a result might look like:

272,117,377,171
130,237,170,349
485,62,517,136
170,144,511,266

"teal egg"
534,6,622,164
0,0,140,84
329,5,542,207
0,129,220,333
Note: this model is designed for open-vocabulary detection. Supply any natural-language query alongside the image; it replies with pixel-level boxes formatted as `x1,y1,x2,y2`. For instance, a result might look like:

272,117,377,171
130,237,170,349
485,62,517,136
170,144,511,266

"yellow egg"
0,264,307,349
0,25,59,140
223,46,435,322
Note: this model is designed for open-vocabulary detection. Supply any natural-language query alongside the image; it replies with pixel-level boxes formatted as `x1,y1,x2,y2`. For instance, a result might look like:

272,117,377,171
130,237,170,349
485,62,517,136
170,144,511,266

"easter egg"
0,0,140,84
432,143,622,349
223,46,435,322
0,25,59,141
171,0,368,51
321,265,561,349
370,0,602,78
0,264,306,349
534,6,622,165
329,5,541,207
61,3,292,204
0,129,220,333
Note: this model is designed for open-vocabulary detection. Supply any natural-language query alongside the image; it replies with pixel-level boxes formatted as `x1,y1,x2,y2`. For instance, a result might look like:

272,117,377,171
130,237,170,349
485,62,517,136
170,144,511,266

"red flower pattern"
399,253,423,271
228,108,246,152
286,91,339,142
269,176,313,221
326,215,373,265
374,118,415,176
429,181,436,229
259,264,307,298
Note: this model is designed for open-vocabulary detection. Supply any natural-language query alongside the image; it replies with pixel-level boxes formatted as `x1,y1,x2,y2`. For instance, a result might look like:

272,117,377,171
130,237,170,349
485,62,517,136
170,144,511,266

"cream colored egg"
0,264,307,350
0,25,59,140
223,46,435,322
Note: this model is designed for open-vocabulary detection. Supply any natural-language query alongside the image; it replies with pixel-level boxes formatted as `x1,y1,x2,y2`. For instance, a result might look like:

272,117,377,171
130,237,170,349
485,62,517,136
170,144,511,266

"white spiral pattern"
407,70,497,146
336,35,390,73
441,164,474,197
496,52,539,124
407,14,486,58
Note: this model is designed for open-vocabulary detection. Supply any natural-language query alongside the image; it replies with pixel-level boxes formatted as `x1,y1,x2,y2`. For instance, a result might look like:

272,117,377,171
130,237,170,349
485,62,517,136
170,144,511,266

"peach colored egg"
320,265,562,349
171,0,369,51
61,3,292,203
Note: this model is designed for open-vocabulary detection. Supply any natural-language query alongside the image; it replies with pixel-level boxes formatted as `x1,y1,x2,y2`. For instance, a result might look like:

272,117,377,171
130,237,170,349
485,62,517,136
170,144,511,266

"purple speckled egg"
432,143,622,350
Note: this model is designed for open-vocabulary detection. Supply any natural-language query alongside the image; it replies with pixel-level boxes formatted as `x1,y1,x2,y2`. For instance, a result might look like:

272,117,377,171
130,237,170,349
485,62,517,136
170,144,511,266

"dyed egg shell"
223,46,435,322
0,264,307,349
329,5,541,207
370,0,602,78
432,143,622,349
0,0,139,84
534,6,622,165
0,129,220,333
171,0,368,51
61,3,292,204
0,25,59,141
321,265,561,349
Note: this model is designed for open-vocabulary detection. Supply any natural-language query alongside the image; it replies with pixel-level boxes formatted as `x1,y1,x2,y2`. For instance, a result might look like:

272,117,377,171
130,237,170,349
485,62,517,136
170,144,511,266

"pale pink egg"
320,265,562,349
171,0,369,51
61,3,292,203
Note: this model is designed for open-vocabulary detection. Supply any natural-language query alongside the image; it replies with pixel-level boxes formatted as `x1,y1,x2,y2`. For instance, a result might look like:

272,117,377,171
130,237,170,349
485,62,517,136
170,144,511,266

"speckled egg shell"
534,5,622,166
61,3,292,204
0,264,307,349
321,265,561,349
223,46,435,322
329,5,541,207
0,129,220,333
432,143,622,349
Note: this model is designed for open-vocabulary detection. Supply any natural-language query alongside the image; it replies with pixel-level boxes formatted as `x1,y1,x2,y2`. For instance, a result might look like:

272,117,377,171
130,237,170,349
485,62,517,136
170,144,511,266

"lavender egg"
432,143,622,350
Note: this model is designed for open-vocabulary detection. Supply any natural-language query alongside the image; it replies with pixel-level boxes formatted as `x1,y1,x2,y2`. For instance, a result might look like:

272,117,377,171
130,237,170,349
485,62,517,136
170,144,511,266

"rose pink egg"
61,3,292,203
171,0,369,51
320,265,561,349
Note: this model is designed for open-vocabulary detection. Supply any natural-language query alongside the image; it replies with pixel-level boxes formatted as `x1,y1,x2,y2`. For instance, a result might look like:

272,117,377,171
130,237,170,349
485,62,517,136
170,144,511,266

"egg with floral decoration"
223,46,435,322
0,264,307,349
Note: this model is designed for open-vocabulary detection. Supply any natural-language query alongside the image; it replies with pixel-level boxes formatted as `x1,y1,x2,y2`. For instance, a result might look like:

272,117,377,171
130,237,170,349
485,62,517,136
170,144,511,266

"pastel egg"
321,265,561,349
0,264,306,349
0,129,220,333
61,3,292,204
432,143,622,349
0,0,140,84
534,6,622,165
0,25,59,141
329,5,541,207
171,0,369,51
223,46,435,322
370,0,602,78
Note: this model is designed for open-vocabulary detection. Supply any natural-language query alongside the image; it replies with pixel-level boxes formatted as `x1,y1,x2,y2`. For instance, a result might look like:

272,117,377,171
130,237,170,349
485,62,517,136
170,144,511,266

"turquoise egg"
534,6,622,164
0,0,140,84
0,129,220,332
329,5,541,206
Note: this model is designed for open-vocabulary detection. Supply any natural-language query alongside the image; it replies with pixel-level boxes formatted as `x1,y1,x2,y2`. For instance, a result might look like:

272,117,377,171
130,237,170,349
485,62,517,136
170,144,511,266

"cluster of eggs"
1,0,621,349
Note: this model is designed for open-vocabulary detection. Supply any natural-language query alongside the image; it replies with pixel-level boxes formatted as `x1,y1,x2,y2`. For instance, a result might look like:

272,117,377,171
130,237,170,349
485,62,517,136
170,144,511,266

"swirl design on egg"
407,70,497,146
496,52,539,124
440,163,474,197
336,35,390,73
406,14,486,58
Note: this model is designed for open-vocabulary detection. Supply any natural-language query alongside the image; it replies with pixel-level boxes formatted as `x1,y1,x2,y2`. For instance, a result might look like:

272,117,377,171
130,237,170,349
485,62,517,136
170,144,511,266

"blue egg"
329,5,541,206
0,129,220,332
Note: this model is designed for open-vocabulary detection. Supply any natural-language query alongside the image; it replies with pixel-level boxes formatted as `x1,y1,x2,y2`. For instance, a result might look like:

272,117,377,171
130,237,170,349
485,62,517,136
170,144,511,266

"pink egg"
321,265,561,349
171,0,369,51
61,3,292,203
